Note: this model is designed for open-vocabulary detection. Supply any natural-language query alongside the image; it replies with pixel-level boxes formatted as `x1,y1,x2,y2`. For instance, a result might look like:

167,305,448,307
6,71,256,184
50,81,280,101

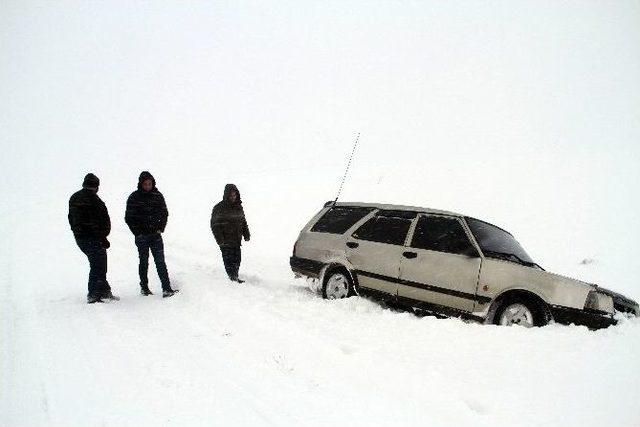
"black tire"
322,268,355,300
494,295,549,327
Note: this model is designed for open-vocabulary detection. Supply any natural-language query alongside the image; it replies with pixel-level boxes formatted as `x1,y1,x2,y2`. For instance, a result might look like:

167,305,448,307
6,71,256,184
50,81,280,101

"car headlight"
585,291,614,314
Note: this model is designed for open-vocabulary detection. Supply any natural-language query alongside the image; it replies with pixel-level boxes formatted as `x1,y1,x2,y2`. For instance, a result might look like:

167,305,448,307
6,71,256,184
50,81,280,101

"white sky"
1,1,639,293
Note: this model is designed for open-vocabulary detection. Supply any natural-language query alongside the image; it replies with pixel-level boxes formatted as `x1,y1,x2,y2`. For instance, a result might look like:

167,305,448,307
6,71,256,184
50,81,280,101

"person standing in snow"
210,184,251,283
125,171,178,298
68,173,119,304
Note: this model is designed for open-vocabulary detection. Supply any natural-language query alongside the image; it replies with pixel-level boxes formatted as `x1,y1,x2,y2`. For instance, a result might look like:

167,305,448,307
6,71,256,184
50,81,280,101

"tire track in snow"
0,216,52,425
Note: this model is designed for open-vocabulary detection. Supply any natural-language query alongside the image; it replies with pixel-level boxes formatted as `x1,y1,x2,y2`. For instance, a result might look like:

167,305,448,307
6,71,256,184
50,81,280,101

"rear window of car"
310,206,374,234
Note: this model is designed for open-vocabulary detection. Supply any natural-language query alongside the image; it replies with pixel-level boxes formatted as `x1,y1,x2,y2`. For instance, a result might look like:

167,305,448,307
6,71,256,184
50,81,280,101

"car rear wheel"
495,296,549,327
322,270,353,300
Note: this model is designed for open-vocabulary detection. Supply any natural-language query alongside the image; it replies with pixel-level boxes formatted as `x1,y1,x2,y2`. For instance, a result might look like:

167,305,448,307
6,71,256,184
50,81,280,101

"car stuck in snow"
290,202,639,329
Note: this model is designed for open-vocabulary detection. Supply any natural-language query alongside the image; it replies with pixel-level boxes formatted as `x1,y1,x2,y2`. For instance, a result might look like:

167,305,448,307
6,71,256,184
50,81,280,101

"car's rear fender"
319,261,357,289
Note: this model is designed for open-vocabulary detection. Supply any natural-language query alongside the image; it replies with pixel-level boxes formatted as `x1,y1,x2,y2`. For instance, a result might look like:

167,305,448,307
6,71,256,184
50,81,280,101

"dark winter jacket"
68,188,111,240
210,184,250,247
125,171,169,236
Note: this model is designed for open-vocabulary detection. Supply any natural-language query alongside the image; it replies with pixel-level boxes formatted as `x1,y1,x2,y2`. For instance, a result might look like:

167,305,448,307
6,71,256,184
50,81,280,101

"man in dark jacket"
125,171,177,297
210,184,250,283
68,173,119,303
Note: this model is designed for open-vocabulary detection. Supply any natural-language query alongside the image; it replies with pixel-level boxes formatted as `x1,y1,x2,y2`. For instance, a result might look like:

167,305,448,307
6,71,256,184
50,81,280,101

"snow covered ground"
2,200,640,427
2,187,640,427
2,2,640,426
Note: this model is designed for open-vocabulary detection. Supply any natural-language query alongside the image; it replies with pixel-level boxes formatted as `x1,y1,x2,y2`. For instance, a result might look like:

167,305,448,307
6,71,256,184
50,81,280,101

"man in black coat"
125,171,177,297
210,184,251,283
68,173,119,303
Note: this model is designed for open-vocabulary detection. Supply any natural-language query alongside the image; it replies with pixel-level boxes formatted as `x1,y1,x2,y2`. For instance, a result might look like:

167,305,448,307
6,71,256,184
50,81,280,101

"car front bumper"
550,305,617,330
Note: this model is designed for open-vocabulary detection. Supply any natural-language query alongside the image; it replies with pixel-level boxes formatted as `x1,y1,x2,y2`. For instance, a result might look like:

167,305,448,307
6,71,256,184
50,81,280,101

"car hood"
542,269,639,315
544,272,638,306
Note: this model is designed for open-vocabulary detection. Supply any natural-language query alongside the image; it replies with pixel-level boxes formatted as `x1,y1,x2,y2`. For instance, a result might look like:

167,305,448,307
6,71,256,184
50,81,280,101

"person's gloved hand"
101,237,111,249
245,235,251,242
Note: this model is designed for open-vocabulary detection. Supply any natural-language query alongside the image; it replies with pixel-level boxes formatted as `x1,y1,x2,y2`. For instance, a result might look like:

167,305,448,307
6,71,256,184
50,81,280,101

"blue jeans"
135,233,171,291
76,238,111,298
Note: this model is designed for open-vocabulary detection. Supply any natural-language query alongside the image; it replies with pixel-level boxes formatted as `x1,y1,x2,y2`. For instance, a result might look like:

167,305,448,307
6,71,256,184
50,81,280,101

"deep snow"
2,193,639,427
2,1,640,426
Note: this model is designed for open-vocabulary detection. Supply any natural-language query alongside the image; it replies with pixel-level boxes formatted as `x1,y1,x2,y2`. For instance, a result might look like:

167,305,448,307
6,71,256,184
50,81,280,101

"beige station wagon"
290,202,638,329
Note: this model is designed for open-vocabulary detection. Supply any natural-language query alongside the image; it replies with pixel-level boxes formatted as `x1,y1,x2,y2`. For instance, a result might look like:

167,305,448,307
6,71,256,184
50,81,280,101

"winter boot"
140,285,153,296
102,291,120,301
162,289,179,298
87,294,104,304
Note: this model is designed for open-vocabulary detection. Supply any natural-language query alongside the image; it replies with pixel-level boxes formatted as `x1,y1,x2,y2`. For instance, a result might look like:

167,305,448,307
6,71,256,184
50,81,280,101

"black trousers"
220,246,241,280
76,238,111,298
135,233,171,291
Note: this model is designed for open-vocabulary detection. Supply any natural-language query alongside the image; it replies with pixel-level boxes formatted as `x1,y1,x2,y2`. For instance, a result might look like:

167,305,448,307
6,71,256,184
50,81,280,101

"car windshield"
465,218,536,266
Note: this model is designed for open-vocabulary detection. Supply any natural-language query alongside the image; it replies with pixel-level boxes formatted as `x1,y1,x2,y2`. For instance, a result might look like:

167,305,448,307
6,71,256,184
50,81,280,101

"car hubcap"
326,273,349,299
499,303,534,327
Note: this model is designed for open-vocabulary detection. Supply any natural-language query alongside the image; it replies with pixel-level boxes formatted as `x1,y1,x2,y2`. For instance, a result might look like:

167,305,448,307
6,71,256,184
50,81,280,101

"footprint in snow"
464,398,488,415
340,344,357,355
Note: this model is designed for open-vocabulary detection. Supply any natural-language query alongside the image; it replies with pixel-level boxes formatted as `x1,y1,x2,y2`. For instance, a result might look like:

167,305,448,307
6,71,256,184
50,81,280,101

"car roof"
327,201,463,217
326,201,514,236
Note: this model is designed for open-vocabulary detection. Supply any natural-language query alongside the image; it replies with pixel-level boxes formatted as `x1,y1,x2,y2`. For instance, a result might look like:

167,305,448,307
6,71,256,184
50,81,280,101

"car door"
346,210,416,298
398,214,482,313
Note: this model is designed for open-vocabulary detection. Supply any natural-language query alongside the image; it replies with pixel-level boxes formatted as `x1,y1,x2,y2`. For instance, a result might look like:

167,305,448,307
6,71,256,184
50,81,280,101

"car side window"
411,215,476,255
352,215,412,245
311,207,374,234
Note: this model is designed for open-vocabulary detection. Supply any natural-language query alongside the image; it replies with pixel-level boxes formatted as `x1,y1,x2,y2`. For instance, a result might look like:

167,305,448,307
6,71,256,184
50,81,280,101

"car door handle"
346,242,359,249
403,251,417,259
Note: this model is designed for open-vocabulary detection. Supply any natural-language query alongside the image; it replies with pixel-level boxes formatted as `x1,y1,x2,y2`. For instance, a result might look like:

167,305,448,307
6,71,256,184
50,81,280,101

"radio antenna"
333,132,361,205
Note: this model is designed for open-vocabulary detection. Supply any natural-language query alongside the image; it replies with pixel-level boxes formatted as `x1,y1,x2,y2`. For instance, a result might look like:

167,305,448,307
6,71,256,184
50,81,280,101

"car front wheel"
495,296,549,327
